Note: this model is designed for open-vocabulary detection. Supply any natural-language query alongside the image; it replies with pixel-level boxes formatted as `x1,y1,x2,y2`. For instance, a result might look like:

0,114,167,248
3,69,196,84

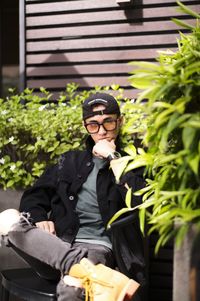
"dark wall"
1,0,19,65
0,0,19,97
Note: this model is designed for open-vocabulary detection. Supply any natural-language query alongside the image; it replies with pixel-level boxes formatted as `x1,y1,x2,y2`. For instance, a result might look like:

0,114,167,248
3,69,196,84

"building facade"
21,0,200,99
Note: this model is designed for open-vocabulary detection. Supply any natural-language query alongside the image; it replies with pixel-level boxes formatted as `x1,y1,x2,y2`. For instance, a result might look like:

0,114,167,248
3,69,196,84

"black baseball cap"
82,92,121,120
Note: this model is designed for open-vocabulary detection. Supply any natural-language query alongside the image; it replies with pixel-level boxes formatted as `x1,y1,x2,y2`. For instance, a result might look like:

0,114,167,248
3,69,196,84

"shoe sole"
117,279,140,301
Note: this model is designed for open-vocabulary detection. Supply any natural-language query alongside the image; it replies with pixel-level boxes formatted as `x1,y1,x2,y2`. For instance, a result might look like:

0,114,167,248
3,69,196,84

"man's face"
84,104,122,144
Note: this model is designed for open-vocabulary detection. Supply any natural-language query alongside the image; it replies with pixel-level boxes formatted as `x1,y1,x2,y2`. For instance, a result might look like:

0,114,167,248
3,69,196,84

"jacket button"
69,195,74,200
86,162,91,167
77,174,82,179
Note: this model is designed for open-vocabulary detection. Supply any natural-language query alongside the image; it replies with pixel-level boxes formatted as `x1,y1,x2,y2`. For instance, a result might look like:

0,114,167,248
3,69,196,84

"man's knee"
0,209,20,235
57,279,85,301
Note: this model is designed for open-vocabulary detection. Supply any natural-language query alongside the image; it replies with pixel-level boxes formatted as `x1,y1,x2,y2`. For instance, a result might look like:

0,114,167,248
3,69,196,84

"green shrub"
0,83,126,189
0,84,83,188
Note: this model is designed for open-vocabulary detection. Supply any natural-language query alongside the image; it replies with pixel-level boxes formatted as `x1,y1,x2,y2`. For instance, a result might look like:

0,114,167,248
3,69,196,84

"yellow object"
69,258,140,301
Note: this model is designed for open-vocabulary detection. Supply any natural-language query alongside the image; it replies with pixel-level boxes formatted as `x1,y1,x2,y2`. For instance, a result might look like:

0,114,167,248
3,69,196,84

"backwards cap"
82,93,120,120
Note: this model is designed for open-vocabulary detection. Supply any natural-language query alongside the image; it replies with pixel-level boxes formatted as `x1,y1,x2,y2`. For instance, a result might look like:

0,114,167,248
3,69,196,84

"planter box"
0,189,29,271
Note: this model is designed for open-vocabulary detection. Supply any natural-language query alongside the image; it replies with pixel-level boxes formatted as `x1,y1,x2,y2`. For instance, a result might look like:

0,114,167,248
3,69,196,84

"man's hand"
92,139,116,159
35,221,56,235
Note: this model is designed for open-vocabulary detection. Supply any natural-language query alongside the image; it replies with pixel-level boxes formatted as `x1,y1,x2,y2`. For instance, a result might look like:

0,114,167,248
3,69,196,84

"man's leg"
0,209,88,274
73,242,115,268
0,209,140,301
9,241,61,281
0,209,87,301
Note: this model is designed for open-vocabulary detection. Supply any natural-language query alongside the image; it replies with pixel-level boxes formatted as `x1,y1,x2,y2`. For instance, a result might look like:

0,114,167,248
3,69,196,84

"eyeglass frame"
84,118,120,134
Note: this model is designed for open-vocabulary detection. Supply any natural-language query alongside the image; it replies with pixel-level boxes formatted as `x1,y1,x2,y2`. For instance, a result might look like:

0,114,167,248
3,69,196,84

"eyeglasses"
84,119,119,134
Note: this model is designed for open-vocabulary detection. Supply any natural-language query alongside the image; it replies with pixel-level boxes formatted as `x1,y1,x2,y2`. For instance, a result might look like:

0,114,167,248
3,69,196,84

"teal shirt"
75,156,112,249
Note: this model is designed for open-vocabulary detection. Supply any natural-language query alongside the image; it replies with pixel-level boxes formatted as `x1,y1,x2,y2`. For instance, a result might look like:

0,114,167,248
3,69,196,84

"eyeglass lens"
85,119,117,133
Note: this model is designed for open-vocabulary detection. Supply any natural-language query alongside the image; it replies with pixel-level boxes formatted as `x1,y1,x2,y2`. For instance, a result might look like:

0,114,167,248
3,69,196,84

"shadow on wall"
25,52,89,98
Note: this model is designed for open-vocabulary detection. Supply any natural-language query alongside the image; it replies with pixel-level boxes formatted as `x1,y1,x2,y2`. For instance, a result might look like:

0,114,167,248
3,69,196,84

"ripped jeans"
1,213,115,301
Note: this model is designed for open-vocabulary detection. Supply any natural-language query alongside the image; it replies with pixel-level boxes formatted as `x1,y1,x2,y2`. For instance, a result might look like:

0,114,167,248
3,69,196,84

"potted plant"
108,2,200,300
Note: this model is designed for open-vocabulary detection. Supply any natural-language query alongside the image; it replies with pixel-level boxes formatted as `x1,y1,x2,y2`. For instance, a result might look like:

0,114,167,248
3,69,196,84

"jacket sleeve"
19,164,58,223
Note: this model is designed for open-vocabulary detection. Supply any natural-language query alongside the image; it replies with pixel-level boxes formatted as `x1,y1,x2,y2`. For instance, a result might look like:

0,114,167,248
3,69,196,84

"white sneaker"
0,209,20,235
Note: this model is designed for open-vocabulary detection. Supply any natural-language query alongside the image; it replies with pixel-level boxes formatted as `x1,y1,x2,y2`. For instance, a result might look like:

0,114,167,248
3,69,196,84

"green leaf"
47,141,60,152
174,223,189,249
182,120,200,129
6,180,15,188
139,208,146,234
187,154,199,175
182,127,197,150
134,183,156,196
154,107,174,129
135,86,159,103
155,231,173,254
124,144,137,157
125,188,132,208
107,207,134,229
128,61,160,70
172,18,194,30
111,84,120,90
125,154,153,172
113,156,131,183
26,145,35,151
176,0,200,19
128,75,154,89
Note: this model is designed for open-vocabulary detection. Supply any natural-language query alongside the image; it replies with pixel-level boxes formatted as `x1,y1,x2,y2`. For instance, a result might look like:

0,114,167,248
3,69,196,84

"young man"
0,93,146,301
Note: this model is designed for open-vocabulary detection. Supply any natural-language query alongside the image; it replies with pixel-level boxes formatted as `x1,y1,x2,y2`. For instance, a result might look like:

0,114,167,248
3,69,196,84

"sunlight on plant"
108,1,200,252
0,83,126,189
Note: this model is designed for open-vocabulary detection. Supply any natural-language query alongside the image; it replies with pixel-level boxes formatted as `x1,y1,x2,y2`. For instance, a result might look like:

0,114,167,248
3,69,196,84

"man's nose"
98,124,107,134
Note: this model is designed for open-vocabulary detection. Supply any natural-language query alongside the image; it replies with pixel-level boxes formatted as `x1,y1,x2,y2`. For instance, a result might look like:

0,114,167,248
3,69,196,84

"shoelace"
20,212,34,226
0,212,31,245
82,275,114,301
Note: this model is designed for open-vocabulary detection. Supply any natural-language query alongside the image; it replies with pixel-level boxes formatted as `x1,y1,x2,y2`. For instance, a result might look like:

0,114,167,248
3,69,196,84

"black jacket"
20,137,147,294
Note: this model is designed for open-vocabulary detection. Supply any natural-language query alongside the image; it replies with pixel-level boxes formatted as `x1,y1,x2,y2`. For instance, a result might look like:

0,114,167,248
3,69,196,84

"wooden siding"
24,0,200,99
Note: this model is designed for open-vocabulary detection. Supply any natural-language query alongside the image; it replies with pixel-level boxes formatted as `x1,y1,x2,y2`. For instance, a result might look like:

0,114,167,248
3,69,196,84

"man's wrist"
107,151,121,162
